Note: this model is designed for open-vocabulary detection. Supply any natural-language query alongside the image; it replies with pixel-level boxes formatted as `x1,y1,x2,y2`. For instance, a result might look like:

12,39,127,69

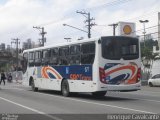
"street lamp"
139,20,149,47
64,38,71,42
63,23,88,38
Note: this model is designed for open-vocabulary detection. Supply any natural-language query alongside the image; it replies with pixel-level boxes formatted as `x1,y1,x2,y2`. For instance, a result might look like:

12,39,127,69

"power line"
119,24,160,36
86,0,133,11
35,0,133,27
152,37,160,40
137,31,159,37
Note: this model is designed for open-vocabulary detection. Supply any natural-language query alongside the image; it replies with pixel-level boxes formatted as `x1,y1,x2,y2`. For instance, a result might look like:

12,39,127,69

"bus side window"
59,47,69,65
50,48,59,65
22,53,28,73
35,51,41,66
29,52,35,67
70,45,80,65
42,50,50,66
81,42,95,64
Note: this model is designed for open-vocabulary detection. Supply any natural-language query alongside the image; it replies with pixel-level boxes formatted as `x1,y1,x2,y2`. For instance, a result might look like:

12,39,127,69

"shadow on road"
35,90,137,102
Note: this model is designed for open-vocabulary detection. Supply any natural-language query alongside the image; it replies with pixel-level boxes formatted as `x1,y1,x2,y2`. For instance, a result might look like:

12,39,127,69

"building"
151,12,160,76
22,39,36,50
0,43,5,51
144,34,153,41
6,45,11,52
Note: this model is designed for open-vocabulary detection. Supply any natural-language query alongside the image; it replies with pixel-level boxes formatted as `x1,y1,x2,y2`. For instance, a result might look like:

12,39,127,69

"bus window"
121,40,139,60
50,48,59,65
81,42,95,64
42,50,50,65
70,45,80,55
35,51,41,66
22,53,28,73
70,45,80,65
102,38,120,60
101,37,139,60
29,52,35,67
59,47,69,65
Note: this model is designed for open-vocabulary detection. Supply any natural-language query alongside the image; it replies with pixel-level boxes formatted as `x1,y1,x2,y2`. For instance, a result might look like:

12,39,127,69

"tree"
141,39,160,80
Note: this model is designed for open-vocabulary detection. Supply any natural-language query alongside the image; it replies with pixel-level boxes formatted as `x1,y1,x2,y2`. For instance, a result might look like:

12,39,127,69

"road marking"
31,91,156,114
2,86,158,114
7,87,160,104
108,95,160,103
62,98,156,114
0,96,63,120
142,90,160,94
120,91,160,97
3,87,25,91
139,98,160,103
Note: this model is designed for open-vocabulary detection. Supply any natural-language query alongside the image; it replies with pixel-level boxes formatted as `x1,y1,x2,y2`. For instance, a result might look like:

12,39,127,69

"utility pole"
139,20,149,47
108,23,118,36
33,26,47,46
76,10,96,38
11,38,20,72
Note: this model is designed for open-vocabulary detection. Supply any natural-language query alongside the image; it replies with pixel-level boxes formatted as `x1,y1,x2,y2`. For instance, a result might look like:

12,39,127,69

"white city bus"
22,36,141,97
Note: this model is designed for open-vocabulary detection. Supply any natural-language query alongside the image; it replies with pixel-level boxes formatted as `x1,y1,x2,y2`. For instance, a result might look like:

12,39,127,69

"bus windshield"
101,36,139,60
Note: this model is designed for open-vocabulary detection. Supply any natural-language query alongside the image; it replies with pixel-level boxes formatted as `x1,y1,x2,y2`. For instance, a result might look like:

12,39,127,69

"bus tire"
31,79,38,92
61,80,70,97
92,91,106,97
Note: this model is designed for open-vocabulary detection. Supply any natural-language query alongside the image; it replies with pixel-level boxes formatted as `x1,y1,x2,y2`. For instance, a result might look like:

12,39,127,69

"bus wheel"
92,91,106,97
31,80,38,92
61,80,70,97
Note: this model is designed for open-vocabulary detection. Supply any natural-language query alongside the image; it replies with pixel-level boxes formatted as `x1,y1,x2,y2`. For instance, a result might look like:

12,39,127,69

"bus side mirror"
98,39,101,44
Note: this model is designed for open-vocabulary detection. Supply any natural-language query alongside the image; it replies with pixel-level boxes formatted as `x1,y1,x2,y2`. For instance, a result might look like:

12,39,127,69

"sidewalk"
0,79,24,89
0,80,22,87
141,80,148,86
12,79,23,84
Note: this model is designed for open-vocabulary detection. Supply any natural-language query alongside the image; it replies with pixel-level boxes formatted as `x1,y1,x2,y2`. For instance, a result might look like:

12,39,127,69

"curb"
12,80,22,84
141,80,148,86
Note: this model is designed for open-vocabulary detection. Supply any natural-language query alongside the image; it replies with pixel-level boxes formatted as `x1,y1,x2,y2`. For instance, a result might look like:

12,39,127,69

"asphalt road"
0,82,160,120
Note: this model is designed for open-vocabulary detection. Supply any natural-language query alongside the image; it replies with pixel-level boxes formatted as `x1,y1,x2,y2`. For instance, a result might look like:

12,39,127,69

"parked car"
148,74,160,87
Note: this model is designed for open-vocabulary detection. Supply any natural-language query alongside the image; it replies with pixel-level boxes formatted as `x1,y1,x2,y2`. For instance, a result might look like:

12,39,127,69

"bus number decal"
85,67,90,73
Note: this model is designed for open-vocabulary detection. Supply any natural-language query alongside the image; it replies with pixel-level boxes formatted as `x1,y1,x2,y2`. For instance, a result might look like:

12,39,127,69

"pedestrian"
8,73,12,82
0,71,6,85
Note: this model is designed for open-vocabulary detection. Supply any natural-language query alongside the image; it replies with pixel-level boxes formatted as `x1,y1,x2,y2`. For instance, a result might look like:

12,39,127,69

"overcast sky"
0,0,160,48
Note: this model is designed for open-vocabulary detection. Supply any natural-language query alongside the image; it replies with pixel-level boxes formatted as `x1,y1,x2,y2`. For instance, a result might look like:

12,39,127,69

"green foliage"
140,39,159,52
141,39,160,79
141,47,152,58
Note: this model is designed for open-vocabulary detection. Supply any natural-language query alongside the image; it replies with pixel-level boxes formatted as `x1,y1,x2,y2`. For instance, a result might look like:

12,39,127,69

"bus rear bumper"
100,82,141,92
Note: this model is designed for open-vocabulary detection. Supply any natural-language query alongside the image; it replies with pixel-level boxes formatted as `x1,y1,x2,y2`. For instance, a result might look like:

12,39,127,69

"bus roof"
23,37,100,53
23,36,138,53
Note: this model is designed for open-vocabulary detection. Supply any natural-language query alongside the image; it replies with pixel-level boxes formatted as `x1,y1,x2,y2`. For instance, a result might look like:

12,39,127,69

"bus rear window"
101,37,139,60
